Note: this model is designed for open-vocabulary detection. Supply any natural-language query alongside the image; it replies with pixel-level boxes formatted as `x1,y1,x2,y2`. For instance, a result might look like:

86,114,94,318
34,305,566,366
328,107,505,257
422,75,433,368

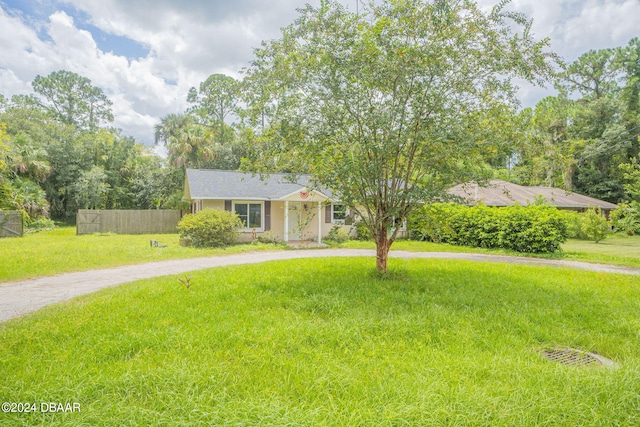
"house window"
332,204,347,224
395,217,407,232
234,202,263,230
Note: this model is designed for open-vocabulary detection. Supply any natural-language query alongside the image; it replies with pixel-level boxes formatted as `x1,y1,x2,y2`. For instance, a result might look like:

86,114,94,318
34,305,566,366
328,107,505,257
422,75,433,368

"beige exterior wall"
190,197,354,242
202,200,225,211
250,201,340,242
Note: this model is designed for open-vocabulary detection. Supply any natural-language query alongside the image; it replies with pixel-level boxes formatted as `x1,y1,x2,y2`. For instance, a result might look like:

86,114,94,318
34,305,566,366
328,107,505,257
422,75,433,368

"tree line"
0,70,184,223
505,38,640,204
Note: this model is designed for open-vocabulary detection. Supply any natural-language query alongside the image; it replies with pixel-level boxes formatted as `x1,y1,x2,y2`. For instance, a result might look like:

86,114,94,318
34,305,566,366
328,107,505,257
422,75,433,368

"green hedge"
409,203,568,253
177,209,243,248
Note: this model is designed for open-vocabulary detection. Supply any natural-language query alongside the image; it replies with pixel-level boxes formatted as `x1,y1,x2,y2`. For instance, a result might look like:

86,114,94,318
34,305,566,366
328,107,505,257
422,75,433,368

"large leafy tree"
552,45,638,202
128,153,180,209
32,70,114,131
511,40,640,203
187,74,246,169
72,166,110,209
617,38,640,123
187,74,240,133
556,48,620,101
244,0,555,273
512,96,579,189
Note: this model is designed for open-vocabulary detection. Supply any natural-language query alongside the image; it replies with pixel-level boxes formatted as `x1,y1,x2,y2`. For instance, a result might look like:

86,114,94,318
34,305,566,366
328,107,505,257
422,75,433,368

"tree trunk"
375,235,392,274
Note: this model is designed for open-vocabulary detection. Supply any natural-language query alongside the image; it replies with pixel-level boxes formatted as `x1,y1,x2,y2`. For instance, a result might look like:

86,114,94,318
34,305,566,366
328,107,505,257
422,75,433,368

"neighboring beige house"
183,169,350,243
448,180,618,213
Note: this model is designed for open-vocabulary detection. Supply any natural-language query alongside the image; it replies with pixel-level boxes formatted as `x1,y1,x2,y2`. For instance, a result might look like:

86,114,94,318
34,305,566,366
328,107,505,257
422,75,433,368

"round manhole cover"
541,348,616,368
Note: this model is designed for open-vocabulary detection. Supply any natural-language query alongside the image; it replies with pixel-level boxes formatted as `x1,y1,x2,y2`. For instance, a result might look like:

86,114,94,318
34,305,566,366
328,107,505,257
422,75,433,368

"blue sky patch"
1,0,149,59
77,21,150,59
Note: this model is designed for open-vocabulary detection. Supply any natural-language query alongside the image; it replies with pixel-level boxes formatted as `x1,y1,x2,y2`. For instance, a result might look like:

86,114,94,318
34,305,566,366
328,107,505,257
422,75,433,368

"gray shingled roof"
184,169,333,201
448,180,618,210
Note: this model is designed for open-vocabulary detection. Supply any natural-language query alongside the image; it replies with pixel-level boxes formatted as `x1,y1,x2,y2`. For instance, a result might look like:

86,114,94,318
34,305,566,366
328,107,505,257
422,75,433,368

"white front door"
287,202,301,240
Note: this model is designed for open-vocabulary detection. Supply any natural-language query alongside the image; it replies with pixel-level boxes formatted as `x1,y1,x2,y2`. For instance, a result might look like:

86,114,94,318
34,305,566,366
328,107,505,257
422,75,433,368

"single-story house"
183,169,350,243
186,172,611,243
448,180,618,212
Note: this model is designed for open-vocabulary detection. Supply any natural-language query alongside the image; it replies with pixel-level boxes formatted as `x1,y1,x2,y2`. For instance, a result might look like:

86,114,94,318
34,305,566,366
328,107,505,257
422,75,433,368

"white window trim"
390,217,407,233
331,203,347,225
232,201,265,232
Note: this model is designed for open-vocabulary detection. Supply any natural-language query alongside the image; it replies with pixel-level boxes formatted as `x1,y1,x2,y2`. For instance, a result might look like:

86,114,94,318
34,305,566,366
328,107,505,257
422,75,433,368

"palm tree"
9,134,51,182
154,113,193,145
168,123,216,169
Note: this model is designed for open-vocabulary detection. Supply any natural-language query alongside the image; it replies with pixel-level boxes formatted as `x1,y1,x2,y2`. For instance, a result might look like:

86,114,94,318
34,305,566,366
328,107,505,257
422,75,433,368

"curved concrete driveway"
1,249,639,323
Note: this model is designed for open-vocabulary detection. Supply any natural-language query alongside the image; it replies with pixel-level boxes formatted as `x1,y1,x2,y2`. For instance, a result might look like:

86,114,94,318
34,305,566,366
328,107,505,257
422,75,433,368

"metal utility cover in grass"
541,348,616,368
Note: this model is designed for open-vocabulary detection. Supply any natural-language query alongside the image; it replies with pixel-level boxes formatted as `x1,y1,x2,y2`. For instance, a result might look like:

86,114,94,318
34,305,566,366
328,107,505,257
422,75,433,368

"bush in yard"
610,202,640,235
449,203,503,248
408,203,568,253
498,204,568,253
354,221,372,241
563,211,590,239
24,215,55,233
177,209,243,248
326,225,351,244
408,203,459,243
581,207,610,243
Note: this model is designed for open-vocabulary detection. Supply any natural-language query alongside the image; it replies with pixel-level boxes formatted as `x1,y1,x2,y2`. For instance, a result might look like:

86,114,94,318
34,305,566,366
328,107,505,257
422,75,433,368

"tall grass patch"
1,258,639,426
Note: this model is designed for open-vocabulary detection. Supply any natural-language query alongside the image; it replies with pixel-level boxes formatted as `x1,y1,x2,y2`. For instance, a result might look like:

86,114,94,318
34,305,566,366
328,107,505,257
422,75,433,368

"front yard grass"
342,234,640,269
1,258,639,426
562,234,640,268
0,227,285,283
2,228,639,283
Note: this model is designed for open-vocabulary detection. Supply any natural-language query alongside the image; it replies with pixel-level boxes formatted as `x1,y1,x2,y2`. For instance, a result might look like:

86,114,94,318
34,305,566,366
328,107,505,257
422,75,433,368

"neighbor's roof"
184,169,334,201
448,180,618,210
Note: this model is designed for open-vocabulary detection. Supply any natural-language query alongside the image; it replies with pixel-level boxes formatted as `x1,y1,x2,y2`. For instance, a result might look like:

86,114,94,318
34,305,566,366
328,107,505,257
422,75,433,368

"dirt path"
1,249,639,323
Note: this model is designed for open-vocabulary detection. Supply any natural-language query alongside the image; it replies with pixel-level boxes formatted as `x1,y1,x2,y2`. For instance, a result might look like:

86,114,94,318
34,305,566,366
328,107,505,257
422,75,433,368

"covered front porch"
279,190,332,244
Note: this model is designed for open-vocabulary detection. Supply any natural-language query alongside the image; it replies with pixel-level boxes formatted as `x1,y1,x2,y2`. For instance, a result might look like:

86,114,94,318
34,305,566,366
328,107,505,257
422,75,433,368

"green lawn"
1,258,639,426
342,235,640,269
562,235,640,268
2,228,639,284
0,227,285,283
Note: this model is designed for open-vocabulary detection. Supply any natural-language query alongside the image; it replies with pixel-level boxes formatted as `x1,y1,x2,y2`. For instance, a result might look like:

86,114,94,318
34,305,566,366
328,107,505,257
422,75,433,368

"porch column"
317,201,322,244
284,200,289,242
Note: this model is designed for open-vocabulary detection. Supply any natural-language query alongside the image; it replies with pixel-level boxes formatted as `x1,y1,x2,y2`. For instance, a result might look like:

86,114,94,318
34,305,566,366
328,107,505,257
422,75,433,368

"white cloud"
562,0,640,56
0,7,54,87
0,5,192,143
0,68,30,97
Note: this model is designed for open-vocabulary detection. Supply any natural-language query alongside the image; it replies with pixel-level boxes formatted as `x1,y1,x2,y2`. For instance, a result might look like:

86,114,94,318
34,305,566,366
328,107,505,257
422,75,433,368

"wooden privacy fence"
76,210,183,235
0,211,23,238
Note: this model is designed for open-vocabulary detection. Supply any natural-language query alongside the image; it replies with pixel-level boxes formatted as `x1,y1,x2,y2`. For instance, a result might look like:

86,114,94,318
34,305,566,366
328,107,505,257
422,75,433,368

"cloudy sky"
0,0,638,145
